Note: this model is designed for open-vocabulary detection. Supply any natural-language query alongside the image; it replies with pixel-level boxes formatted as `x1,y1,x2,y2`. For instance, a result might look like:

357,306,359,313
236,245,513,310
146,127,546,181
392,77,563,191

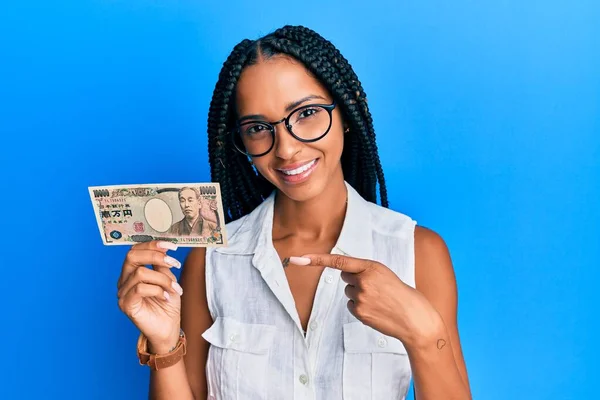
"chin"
280,181,327,203
269,170,329,203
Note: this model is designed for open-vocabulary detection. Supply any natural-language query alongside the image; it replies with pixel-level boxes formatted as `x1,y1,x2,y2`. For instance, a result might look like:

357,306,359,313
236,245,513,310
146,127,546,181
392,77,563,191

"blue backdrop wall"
1,1,598,399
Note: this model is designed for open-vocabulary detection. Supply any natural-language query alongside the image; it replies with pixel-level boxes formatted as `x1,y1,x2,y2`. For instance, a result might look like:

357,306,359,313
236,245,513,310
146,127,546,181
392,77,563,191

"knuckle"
134,267,146,279
353,303,364,317
160,272,173,285
165,270,176,281
366,261,378,271
357,279,369,291
355,292,367,304
134,284,144,294
125,250,135,264
354,305,370,321
333,256,346,269
153,251,164,266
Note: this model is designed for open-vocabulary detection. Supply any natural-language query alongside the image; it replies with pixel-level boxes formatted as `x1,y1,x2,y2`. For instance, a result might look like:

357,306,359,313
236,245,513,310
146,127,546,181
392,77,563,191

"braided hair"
207,25,388,223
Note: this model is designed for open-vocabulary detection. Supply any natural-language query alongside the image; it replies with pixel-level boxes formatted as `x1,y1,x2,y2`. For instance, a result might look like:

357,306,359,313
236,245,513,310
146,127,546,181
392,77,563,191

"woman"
117,25,472,400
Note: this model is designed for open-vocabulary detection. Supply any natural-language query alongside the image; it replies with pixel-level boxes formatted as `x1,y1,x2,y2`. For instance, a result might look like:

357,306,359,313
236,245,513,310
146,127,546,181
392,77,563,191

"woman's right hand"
117,240,184,353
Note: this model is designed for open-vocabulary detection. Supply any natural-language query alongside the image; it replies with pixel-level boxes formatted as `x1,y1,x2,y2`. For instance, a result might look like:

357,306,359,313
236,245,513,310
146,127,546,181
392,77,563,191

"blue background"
1,1,598,399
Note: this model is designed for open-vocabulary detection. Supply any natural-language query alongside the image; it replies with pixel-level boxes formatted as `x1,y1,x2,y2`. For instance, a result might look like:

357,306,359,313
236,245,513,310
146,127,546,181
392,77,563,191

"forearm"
149,359,197,400
404,323,471,400
147,337,198,400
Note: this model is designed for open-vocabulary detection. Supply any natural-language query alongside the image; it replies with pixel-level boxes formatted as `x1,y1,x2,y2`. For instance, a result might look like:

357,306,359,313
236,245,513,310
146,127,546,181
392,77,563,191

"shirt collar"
215,181,374,261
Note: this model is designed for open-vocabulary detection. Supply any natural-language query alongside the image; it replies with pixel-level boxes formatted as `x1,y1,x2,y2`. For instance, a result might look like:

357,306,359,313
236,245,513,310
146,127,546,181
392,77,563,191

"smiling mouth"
275,158,319,184
276,159,317,176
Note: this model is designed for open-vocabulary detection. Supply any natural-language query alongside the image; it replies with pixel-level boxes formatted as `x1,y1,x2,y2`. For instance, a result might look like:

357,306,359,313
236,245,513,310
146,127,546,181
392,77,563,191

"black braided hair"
207,25,389,223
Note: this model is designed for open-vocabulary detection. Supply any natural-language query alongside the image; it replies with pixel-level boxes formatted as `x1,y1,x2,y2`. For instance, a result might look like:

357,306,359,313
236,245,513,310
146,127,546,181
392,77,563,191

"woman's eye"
246,124,268,134
298,108,319,119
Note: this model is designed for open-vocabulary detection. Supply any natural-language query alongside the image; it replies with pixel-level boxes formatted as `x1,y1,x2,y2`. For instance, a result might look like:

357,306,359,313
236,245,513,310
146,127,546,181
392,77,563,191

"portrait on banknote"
166,187,218,237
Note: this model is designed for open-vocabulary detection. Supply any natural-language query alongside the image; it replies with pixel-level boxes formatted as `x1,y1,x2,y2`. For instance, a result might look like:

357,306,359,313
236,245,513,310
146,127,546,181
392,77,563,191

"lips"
276,159,317,175
275,158,319,184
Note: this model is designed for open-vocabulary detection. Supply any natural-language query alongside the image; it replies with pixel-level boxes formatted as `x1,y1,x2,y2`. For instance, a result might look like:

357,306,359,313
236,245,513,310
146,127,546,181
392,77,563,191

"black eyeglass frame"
231,102,337,157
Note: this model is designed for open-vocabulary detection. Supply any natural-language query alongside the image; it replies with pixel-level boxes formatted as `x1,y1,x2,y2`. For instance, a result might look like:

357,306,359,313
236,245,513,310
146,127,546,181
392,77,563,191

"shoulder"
362,199,456,292
168,218,182,231
414,225,451,259
415,225,451,268
363,201,416,239
363,201,451,259
413,225,457,296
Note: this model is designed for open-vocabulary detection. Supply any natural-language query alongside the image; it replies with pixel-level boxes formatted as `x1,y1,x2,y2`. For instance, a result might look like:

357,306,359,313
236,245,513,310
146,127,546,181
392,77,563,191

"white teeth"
280,160,316,176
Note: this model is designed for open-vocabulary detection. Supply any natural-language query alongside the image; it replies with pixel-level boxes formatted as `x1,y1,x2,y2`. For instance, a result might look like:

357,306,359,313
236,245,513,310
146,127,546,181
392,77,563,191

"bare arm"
409,226,472,400
149,248,213,400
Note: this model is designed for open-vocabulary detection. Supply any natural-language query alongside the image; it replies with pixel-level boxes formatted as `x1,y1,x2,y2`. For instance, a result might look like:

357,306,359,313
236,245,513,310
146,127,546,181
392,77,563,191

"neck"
273,168,347,242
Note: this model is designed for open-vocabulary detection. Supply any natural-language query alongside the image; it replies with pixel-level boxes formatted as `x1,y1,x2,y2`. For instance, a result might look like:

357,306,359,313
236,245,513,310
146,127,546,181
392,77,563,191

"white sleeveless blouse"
202,182,417,399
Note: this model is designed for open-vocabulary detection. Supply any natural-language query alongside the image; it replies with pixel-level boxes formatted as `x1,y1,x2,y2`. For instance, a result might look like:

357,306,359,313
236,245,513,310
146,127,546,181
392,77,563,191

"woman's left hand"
290,254,444,348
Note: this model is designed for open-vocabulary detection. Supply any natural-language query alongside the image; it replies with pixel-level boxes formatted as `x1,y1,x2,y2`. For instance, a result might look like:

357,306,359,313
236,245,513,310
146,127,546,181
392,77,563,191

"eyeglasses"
232,102,337,157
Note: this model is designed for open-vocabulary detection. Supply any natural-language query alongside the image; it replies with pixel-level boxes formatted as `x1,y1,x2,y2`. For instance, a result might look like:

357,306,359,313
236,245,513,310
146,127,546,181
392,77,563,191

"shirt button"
325,275,334,284
309,321,319,331
377,336,387,348
299,374,309,385
229,333,239,343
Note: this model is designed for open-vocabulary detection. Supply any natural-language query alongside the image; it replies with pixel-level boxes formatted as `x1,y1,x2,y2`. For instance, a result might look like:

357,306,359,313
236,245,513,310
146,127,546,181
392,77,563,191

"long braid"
207,26,389,222
207,39,270,221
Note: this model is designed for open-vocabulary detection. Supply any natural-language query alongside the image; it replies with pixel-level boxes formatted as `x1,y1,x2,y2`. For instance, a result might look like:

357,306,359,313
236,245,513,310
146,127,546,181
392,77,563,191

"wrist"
403,312,447,352
148,329,182,354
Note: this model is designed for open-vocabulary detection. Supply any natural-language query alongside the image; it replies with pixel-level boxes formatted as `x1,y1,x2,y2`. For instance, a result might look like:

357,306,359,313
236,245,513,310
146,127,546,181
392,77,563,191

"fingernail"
171,281,183,295
289,256,311,266
164,256,181,268
157,241,178,251
163,291,171,301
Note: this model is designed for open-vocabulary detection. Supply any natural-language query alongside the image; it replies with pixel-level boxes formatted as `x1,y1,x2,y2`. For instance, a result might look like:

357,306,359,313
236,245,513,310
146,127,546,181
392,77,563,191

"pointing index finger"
289,254,369,273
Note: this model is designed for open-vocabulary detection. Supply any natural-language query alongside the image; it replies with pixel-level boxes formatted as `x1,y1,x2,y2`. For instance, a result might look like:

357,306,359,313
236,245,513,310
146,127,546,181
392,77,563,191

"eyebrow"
238,94,328,123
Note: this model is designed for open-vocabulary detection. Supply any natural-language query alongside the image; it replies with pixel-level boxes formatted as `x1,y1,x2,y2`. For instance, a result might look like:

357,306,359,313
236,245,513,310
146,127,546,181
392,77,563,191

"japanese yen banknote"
88,183,227,247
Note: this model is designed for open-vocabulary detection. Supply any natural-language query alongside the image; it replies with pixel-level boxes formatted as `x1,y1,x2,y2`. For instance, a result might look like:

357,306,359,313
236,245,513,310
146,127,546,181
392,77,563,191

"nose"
273,123,301,160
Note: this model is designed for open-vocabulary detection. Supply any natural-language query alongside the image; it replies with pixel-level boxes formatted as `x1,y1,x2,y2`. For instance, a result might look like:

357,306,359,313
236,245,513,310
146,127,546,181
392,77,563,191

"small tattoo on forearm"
437,339,447,350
